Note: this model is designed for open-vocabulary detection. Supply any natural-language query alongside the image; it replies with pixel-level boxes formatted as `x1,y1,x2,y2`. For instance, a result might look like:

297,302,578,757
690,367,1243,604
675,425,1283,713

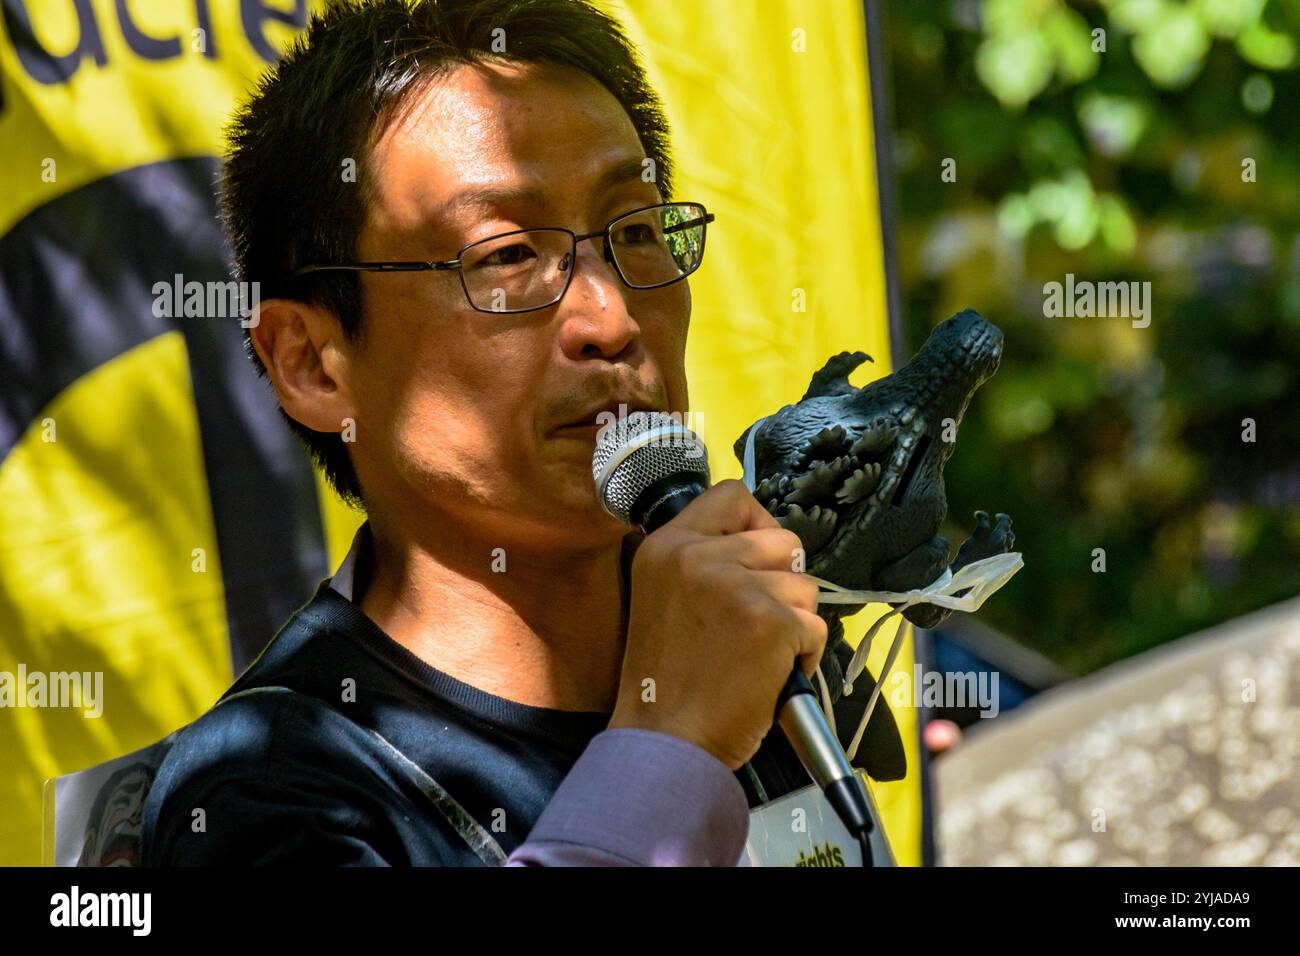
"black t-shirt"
141,579,818,866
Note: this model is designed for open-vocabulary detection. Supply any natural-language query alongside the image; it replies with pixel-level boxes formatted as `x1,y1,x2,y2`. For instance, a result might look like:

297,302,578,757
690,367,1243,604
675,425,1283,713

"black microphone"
592,411,875,857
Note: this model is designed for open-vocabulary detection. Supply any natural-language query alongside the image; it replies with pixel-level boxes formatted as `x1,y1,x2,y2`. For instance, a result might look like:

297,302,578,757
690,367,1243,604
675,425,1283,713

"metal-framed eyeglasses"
291,201,715,314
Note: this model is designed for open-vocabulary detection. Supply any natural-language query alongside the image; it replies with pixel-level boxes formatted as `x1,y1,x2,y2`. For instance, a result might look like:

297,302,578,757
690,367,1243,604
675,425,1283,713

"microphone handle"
775,669,875,848
633,476,708,531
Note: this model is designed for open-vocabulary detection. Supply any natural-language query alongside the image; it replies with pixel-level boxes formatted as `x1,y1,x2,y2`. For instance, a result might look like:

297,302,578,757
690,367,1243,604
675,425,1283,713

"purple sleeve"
506,727,750,867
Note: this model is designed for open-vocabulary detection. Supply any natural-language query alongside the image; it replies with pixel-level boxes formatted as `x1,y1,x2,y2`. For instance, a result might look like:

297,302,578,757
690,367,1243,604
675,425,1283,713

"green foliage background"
885,0,1300,673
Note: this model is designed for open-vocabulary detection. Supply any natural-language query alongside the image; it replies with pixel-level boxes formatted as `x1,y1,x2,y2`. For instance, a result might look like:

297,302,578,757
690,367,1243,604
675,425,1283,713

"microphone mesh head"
592,411,710,524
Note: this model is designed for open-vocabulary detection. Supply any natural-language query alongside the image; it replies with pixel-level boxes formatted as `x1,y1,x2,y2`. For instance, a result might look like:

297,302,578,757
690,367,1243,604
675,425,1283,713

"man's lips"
551,402,660,436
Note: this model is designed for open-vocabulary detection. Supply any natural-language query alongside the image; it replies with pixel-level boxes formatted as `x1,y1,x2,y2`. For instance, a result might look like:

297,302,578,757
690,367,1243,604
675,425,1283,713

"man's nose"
555,241,641,361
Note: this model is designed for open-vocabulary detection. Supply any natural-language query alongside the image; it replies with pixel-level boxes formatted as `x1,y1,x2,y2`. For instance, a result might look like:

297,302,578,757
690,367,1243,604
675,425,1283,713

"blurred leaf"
1236,21,1298,68
1098,194,1138,253
1044,6,1101,83
1241,73,1275,112
997,193,1035,238
1104,0,1173,33
1195,0,1267,38
982,0,1049,34
1049,170,1100,248
1132,7,1211,88
976,30,1055,107
1078,92,1151,158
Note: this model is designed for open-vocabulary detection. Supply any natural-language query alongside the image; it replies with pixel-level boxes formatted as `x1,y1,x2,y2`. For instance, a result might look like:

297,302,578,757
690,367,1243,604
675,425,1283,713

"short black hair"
221,0,675,508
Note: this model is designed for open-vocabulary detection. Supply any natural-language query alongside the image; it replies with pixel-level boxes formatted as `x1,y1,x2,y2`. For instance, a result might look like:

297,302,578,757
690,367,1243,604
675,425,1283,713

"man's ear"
248,298,358,435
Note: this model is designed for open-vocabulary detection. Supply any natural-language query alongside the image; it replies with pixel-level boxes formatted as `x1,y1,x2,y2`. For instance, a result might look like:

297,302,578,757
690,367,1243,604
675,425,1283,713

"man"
142,0,827,866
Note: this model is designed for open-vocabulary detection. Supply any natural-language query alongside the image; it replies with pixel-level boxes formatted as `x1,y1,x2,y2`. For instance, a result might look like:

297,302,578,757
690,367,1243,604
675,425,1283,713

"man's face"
347,60,689,550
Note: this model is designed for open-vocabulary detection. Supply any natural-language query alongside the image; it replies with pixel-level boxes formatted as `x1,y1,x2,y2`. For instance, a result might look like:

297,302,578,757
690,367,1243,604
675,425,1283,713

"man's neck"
356,512,629,714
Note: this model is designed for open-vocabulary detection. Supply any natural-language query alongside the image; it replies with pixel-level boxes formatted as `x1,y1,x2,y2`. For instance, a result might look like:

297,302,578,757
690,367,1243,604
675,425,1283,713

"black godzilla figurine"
734,309,1016,781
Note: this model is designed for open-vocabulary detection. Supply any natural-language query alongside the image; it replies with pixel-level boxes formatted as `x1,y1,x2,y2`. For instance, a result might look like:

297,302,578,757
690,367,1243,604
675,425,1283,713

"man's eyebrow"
593,155,655,194
441,156,653,217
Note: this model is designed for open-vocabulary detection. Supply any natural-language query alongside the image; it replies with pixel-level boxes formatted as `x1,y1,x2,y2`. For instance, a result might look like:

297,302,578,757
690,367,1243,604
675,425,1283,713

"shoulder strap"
216,685,508,866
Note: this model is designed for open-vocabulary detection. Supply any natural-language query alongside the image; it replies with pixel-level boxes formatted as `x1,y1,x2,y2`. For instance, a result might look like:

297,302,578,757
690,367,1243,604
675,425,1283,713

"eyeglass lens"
458,203,708,312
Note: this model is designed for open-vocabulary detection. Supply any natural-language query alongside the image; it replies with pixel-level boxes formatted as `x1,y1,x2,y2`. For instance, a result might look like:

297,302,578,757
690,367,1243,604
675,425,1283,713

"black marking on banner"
0,157,328,672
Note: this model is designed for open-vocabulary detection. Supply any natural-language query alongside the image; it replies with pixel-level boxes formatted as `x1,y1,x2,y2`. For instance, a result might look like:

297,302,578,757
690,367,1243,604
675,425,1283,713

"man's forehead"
370,60,653,229
442,154,651,219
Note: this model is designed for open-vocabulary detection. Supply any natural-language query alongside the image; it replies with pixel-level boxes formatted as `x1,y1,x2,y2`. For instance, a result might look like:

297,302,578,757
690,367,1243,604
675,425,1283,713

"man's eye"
478,244,538,267
613,223,656,245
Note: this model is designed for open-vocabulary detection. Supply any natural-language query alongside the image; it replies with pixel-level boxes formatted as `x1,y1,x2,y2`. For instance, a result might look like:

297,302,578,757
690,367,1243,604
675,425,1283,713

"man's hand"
608,479,828,770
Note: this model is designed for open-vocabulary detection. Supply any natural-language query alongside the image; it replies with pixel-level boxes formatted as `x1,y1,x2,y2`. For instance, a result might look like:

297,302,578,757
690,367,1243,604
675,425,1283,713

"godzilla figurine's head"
734,309,1003,596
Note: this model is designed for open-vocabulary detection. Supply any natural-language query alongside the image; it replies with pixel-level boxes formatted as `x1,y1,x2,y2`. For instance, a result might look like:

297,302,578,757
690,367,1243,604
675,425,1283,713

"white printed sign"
738,771,896,867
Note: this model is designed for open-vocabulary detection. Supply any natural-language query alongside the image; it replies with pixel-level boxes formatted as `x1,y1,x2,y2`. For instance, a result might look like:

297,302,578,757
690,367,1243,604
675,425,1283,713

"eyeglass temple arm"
661,213,715,236
292,260,460,277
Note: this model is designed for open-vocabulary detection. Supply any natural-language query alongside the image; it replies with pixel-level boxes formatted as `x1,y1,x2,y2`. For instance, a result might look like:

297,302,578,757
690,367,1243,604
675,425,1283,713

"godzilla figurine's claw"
951,509,1015,574
849,417,897,459
900,512,1016,629
801,350,873,400
777,503,838,555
